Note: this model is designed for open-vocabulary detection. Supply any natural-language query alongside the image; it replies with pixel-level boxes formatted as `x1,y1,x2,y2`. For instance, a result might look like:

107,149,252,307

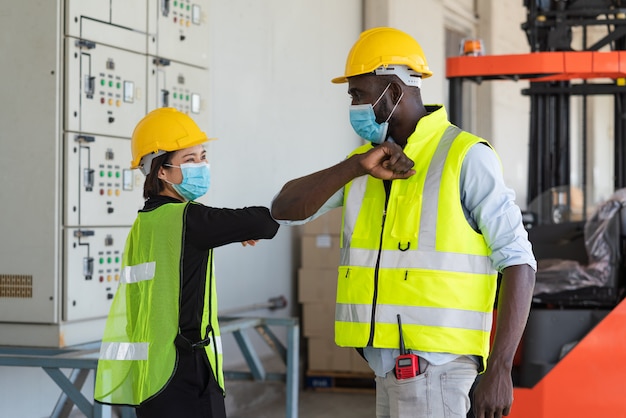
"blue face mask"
165,162,211,201
349,83,403,144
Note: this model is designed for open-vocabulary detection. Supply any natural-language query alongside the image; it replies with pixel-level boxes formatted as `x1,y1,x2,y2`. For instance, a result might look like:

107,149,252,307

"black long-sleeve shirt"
141,196,279,340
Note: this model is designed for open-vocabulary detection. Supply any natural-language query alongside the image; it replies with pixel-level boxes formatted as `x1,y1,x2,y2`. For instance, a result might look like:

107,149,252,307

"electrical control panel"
148,0,210,68
65,38,147,138
147,58,210,133
64,227,129,321
64,133,144,227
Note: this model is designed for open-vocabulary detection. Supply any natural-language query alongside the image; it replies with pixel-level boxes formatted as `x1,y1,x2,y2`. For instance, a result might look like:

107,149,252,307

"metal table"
0,316,299,418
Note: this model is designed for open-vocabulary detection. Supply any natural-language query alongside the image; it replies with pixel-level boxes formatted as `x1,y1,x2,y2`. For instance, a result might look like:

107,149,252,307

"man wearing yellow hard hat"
273,27,536,418
94,108,279,418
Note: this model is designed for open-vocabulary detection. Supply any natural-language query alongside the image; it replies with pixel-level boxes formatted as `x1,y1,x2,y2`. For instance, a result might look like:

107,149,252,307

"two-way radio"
395,314,420,379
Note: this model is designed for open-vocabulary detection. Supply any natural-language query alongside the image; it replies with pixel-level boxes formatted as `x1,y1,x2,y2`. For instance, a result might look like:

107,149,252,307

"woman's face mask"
164,162,211,201
349,83,403,144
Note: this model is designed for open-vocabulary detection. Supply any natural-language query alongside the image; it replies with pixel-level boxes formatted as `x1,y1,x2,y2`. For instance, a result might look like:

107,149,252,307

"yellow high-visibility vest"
336,107,498,366
95,202,224,405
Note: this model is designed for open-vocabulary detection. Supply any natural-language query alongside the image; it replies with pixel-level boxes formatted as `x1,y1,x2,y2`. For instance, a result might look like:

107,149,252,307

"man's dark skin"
272,73,535,418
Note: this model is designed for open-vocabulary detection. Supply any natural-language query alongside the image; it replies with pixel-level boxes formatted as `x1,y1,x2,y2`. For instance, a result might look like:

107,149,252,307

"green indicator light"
99,258,104,264
100,79,105,86
107,257,112,264
173,92,177,99
109,80,113,87
116,172,120,178
187,5,190,10
115,257,120,263
186,95,190,101
180,2,184,8
100,170,105,177
116,82,121,89
108,171,112,178
174,0,177,5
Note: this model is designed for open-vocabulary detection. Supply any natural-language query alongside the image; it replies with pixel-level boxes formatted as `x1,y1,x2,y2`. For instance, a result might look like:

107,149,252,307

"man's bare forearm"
271,142,416,221
271,155,365,220
490,264,535,369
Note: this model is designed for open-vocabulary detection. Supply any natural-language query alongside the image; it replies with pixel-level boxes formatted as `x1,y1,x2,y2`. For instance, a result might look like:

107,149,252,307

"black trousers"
136,348,226,418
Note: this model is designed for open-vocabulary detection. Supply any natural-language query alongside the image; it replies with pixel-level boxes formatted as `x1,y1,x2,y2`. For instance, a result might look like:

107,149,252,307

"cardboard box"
301,234,340,269
307,336,352,372
298,268,337,303
307,336,374,374
302,207,343,235
302,302,335,338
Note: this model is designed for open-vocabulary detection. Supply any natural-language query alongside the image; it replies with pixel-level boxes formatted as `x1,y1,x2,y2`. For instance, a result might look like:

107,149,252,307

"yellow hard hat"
130,107,215,174
332,27,433,84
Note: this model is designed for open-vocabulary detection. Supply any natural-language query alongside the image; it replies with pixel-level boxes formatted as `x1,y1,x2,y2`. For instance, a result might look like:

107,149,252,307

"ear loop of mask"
384,90,404,124
373,83,405,124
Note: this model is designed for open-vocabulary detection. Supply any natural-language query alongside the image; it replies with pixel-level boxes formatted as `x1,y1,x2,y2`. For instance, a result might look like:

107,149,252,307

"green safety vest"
94,202,224,405
336,122,498,366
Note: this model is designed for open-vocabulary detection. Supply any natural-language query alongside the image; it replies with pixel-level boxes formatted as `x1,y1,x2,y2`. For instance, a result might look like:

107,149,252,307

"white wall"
204,0,362,366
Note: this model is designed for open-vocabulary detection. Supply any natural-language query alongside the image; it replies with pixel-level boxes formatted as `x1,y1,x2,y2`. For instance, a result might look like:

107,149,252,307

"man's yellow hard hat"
332,27,433,84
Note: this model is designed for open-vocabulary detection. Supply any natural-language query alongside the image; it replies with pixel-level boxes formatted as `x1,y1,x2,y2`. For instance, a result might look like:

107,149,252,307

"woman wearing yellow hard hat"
94,107,279,418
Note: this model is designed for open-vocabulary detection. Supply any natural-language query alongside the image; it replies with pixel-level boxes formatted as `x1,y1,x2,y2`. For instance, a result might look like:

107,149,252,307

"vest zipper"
367,180,392,346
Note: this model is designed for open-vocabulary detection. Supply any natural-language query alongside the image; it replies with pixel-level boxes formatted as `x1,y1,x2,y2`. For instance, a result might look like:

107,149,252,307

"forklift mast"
449,0,626,224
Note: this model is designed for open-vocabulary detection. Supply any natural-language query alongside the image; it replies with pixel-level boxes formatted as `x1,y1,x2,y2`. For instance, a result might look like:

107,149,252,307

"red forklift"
448,1,626,416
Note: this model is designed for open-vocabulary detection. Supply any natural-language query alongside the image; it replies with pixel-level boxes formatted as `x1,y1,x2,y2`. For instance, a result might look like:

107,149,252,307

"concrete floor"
71,383,376,418
67,373,376,418
225,380,376,418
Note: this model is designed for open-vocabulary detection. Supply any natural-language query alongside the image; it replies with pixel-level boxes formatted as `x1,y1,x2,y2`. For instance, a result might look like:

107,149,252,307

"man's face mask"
349,83,404,144
164,162,211,201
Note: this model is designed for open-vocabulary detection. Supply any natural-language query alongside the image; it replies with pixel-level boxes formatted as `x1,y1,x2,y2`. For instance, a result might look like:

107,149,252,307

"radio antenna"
397,314,406,355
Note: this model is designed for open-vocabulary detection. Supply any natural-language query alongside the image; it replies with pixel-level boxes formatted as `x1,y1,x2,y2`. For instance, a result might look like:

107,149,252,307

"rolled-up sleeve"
461,144,537,272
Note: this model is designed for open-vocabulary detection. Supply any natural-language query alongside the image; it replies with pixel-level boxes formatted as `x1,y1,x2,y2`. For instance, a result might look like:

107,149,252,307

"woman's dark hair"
143,151,175,199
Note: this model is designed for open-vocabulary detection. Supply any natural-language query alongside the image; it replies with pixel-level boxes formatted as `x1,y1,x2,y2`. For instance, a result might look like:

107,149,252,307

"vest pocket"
389,195,420,242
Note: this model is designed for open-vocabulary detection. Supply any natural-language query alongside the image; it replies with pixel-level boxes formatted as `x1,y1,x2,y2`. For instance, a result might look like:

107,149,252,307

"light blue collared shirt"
275,143,536,376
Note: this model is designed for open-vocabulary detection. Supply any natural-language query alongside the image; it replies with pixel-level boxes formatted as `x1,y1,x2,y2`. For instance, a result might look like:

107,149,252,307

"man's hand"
471,365,513,418
241,240,258,247
359,141,415,180
472,264,535,418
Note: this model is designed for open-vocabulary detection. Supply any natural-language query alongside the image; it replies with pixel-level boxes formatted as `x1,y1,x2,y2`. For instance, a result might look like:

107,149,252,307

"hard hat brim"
331,75,348,84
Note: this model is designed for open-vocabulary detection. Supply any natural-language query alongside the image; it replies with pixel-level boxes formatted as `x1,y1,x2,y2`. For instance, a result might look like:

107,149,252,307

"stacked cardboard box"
299,208,371,374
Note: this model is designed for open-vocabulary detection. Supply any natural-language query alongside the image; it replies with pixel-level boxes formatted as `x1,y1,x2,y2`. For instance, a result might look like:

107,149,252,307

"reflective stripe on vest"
214,335,223,355
120,262,155,284
341,247,493,274
336,303,492,332
99,335,222,362
100,342,149,361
